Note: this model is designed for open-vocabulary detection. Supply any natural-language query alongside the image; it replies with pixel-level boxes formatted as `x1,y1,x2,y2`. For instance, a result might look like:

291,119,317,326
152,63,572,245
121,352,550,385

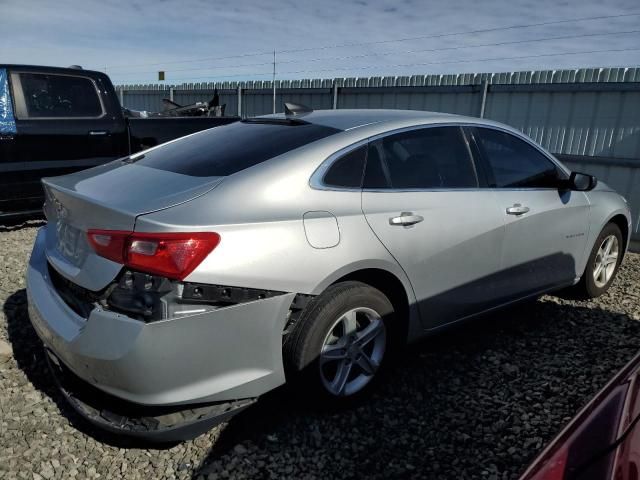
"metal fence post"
237,85,242,118
479,80,489,118
169,87,174,102
332,82,338,109
118,86,124,106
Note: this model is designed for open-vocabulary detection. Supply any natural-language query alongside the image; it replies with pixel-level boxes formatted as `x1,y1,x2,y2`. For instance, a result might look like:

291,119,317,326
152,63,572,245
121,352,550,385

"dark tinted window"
475,128,560,188
365,126,477,189
323,146,366,188
363,145,389,188
19,73,102,118
134,120,340,177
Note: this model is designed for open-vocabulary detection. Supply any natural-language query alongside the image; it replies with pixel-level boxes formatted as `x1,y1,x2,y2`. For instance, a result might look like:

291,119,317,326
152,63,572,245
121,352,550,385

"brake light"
87,230,220,280
87,230,129,263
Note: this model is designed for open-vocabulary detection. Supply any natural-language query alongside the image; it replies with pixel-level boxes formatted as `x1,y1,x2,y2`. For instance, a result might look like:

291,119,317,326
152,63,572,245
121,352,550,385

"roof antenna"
284,102,313,116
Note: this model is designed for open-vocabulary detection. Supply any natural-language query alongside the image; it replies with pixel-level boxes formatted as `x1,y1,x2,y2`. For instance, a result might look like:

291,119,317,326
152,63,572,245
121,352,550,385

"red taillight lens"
125,232,220,280
87,230,129,263
86,230,220,280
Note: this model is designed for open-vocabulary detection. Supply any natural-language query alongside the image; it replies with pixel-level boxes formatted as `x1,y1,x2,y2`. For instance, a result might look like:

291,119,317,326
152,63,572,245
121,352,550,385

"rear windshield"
132,120,341,177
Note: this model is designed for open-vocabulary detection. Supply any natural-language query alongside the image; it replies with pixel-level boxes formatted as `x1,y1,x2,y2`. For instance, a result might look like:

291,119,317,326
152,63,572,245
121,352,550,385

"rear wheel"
576,223,623,298
284,281,395,403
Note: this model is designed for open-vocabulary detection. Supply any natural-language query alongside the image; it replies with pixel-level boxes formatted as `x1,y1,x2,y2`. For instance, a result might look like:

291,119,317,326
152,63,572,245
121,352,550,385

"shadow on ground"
3,289,179,450
191,297,640,479
5,287,640,478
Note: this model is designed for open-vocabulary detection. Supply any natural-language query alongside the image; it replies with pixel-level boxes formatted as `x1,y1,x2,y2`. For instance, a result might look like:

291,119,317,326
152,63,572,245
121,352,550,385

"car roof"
259,109,485,131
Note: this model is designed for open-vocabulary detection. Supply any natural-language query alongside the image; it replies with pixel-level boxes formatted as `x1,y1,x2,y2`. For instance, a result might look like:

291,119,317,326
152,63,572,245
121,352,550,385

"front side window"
364,126,477,189
474,128,561,188
18,73,103,118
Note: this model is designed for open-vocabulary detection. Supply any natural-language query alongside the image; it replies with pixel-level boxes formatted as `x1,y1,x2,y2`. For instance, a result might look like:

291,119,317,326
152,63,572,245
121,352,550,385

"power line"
275,12,640,55
112,47,640,84
109,29,640,79
276,47,640,77
103,11,640,72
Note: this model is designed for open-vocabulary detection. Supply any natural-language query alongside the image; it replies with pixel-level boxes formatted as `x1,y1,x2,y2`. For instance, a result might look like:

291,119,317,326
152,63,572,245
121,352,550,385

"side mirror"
568,172,597,191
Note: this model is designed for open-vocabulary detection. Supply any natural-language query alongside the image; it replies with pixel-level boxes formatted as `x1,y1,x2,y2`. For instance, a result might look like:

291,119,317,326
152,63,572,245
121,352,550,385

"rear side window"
364,126,477,189
134,120,341,177
474,128,561,188
323,146,367,188
17,73,103,118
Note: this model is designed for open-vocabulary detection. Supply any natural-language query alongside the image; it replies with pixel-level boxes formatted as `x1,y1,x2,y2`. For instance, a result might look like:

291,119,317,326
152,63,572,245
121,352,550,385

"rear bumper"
46,348,255,442
27,226,295,408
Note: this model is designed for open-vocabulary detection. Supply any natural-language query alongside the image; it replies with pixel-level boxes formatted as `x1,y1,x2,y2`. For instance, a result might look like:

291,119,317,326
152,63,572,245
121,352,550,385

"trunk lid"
42,161,223,291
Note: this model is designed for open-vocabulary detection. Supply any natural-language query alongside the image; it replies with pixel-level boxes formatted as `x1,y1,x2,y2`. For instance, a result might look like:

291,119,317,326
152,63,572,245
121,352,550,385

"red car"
521,351,640,480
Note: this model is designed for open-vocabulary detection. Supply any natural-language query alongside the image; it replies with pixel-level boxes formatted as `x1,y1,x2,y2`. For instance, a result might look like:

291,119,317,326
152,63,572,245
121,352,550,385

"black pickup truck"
0,65,239,218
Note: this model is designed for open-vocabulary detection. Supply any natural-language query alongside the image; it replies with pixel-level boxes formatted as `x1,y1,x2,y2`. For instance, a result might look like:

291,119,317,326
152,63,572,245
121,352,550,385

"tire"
576,223,623,298
284,281,396,404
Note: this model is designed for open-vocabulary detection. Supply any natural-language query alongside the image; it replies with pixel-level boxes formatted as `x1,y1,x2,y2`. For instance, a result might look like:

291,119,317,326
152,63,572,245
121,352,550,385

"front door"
469,126,590,300
361,125,506,329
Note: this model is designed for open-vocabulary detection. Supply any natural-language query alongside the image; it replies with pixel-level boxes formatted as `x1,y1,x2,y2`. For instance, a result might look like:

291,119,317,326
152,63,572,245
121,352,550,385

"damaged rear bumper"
46,349,255,441
26,227,295,438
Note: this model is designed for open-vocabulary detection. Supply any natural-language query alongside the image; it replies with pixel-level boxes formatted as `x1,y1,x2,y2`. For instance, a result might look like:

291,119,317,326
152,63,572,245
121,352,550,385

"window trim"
467,125,570,191
320,143,368,190
10,70,106,120
310,121,570,193
309,138,369,192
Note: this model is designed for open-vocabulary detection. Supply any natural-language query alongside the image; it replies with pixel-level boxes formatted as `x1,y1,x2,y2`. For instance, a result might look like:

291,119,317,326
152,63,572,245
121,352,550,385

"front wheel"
576,223,623,298
284,281,395,403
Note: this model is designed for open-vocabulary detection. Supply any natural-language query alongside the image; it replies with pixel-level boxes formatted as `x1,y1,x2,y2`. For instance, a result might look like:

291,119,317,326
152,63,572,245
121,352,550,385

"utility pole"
272,50,276,114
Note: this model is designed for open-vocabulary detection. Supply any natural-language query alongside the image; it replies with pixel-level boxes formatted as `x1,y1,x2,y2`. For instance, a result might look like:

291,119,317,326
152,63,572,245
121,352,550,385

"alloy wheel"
593,234,619,288
319,307,386,397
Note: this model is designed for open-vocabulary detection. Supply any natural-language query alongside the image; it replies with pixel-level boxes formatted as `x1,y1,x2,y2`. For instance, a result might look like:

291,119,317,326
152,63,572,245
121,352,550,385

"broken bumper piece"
46,350,255,442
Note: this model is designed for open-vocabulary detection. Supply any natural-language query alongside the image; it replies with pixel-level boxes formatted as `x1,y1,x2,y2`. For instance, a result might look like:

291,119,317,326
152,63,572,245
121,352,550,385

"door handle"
88,130,109,136
389,212,424,226
506,204,530,215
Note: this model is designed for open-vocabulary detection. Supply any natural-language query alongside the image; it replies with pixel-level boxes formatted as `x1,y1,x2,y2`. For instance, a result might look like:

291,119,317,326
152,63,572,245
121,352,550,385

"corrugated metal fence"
117,67,640,248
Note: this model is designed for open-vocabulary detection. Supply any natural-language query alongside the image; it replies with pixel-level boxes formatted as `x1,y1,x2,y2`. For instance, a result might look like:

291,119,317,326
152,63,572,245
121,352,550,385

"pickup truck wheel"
284,281,395,403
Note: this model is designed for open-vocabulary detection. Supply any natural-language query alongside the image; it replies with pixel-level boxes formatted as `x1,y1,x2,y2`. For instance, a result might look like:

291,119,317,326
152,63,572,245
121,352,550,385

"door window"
364,126,477,189
17,73,103,118
474,128,561,188
323,145,367,188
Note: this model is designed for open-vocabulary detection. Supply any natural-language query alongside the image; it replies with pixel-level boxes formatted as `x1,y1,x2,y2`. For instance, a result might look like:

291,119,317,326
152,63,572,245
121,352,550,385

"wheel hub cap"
593,234,619,288
319,307,387,397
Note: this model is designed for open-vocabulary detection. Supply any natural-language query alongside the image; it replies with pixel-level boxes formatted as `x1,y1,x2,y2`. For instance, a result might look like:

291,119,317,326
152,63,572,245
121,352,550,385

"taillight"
87,230,220,280
87,230,129,263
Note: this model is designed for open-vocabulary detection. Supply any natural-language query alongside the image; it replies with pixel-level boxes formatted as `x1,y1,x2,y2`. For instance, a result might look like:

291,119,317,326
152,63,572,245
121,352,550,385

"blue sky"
1,0,639,85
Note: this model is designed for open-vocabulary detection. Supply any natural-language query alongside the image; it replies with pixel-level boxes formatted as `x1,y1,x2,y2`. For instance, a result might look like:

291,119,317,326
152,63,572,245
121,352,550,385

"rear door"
469,126,590,299
361,125,506,329
9,70,127,210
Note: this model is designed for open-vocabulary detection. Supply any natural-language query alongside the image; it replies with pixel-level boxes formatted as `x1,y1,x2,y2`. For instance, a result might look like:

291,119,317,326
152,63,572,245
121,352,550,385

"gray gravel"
1,222,639,480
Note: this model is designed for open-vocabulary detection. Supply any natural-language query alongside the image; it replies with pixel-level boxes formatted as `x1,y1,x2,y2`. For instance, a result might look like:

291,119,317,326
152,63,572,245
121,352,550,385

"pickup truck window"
16,73,103,118
133,120,341,177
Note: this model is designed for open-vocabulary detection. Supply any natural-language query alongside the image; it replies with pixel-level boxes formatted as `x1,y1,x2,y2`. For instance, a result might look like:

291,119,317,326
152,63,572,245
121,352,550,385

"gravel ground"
1,221,639,480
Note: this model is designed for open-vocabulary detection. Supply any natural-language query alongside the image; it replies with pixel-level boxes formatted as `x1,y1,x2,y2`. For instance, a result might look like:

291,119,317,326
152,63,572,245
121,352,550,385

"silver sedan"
27,107,632,440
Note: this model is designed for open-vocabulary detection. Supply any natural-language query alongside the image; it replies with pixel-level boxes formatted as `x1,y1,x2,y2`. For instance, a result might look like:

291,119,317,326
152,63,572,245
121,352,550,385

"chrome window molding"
309,120,572,193
309,138,369,192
